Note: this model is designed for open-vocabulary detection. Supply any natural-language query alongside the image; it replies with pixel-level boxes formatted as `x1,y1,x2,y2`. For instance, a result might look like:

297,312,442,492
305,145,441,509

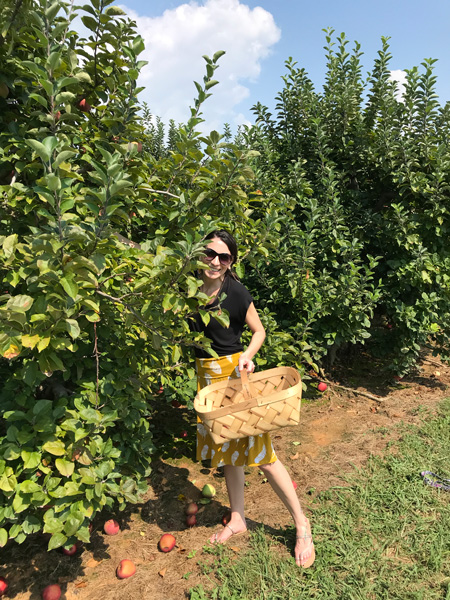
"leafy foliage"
243,30,450,372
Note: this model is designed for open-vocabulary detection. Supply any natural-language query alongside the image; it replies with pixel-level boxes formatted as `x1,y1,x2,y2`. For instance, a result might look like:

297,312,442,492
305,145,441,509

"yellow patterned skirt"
196,352,277,468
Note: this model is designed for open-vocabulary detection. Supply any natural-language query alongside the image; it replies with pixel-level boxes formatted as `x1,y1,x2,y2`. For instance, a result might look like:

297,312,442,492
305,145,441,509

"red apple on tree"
317,382,327,392
117,559,136,579
79,98,91,112
159,533,176,552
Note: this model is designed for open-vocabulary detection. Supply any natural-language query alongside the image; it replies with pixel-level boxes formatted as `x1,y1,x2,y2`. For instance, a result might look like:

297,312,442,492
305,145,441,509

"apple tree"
0,0,277,551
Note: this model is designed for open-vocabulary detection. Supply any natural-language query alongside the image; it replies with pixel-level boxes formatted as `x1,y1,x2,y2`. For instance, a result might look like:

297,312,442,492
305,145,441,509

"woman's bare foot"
295,516,315,568
209,514,247,544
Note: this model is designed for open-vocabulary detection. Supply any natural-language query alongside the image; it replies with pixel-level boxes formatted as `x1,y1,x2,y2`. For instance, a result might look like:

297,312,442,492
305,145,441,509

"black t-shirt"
190,275,253,358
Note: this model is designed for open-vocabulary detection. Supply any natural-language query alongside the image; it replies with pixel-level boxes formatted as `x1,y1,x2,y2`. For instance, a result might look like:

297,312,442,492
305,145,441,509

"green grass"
190,399,450,600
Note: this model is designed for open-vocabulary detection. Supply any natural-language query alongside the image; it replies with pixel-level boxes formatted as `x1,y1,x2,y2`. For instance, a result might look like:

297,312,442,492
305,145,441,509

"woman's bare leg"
209,465,247,543
259,459,315,567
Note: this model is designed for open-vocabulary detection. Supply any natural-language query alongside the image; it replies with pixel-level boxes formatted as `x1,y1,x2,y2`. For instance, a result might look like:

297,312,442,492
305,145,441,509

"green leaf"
42,136,58,155
0,529,8,547
33,399,52,416
105,5,126,15
46,174,61,191
205,79,219,90
64,514,84,537
20,480,41,494
60,277,79,299
6,295,34,312
44,516,64,534
29,93,48,108
25,139,50,162
55,458,75,477
54,150,76,169
21,451,41,470
212,50,226,62
42,440,66,456
48,532,68,550
2,234,18,259
65,319,81,339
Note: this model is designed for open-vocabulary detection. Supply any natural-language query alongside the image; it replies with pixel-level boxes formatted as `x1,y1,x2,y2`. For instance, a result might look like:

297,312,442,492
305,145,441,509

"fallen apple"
186,514,197,527
62,544,77,556
0,83,9,99
0,577,8,596
221,511,231,526
185,502,198,516
317,382,327,392
117,559,136,579
202,484,216,498
41,584,61,600
104,519,120,536
159,533,176,552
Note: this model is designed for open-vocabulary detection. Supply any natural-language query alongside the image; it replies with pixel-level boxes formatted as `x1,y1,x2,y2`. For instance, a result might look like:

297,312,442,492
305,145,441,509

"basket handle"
240,368,254,402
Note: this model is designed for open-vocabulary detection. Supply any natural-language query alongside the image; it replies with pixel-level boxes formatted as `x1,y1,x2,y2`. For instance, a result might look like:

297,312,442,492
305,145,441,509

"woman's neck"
201,275,225,297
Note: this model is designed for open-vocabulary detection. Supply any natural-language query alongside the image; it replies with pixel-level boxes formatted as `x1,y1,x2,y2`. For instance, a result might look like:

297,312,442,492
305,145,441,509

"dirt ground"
2,353,449,600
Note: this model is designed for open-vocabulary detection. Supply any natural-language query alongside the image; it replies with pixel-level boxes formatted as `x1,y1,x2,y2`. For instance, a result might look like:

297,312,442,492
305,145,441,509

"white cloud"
389,69,407,101
121,0,280,131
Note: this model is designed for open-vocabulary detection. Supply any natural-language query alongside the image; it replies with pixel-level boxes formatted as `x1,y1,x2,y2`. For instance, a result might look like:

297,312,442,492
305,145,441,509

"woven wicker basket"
194,366,302,444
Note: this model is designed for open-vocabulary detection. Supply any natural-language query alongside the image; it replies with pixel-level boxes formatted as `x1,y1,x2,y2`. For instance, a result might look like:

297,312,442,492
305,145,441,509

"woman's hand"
239,354,255,373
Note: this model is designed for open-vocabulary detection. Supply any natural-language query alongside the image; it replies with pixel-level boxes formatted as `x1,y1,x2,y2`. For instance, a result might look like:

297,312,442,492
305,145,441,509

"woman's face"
203,237,233,282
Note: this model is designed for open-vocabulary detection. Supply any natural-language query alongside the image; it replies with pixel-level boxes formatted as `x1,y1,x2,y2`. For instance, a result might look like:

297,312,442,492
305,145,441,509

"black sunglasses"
203,248,233,266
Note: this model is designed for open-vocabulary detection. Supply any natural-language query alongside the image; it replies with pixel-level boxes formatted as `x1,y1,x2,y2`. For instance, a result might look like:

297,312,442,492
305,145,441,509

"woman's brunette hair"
206,229,240,280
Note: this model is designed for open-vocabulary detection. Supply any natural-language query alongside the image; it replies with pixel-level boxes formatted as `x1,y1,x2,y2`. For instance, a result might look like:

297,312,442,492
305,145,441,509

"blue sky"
117,0,450,131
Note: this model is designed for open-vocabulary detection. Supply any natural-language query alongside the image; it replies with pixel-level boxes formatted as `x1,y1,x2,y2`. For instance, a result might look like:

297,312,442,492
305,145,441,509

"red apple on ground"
104,519,120,536
221,511,231,526
292,480,297,490
159,533,176,552
185,502,198,516
317,382,327,392
116,559,136,579
0,83,9,98
0,577,8,596
79,98,91,112
62,544,77,556
186,514,197,527
42,584,61,600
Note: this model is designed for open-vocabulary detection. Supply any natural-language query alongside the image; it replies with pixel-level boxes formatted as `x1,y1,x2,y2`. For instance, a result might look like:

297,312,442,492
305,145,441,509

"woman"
190,230,315,568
